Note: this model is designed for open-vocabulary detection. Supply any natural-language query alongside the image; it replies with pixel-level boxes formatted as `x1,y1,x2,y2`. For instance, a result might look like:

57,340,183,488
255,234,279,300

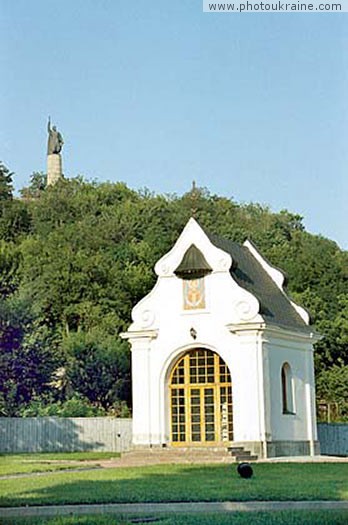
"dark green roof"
206,232,311,333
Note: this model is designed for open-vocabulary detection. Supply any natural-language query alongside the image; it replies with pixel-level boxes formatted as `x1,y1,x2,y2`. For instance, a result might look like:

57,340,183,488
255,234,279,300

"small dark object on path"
237,462,253,478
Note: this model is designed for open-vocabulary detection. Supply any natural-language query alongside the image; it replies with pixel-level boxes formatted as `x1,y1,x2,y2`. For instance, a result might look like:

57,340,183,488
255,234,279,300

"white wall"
125,218,318,454
266,337,317,443
130,266,265,446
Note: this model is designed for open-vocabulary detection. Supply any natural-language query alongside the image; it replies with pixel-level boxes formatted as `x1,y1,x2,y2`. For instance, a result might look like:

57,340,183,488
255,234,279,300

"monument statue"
46,117,64,186
47,117,64,155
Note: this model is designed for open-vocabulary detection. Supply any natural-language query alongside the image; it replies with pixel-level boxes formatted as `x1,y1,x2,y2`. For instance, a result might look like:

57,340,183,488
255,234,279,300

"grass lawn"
0,463,347,507
0,453,120,477
1,511,348,525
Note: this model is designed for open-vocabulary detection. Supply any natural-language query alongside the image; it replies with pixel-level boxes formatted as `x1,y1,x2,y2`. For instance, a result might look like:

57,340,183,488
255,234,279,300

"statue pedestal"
47,154,62,186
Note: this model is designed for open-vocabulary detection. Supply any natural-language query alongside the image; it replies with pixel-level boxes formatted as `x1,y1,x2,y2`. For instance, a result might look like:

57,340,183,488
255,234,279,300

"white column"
230,331,262,444
130,340,152,446
305,348,318,456
259,337,272,458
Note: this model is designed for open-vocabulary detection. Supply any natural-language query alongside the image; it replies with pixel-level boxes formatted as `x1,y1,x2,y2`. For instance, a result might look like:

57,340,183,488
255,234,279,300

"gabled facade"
122,218,320,458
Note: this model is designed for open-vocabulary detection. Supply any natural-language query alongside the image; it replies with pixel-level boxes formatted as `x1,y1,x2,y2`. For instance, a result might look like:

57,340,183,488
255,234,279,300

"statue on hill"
47,117,64,155
46,117,64,186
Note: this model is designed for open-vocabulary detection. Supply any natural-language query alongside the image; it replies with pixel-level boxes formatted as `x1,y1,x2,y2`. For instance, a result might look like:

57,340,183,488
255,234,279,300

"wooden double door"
170,349,233,446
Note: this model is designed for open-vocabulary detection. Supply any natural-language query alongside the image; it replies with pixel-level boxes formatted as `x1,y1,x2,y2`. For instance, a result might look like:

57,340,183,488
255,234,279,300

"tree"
63,330,131,410
0,174,344,416
20,172,47,199
316,363,348,421
0,199,32,241
0,241,21,299
0,162,14,201
0,297,61,416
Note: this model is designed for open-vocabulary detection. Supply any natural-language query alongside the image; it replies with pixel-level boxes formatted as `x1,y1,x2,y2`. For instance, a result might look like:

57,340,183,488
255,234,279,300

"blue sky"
1,1,347,248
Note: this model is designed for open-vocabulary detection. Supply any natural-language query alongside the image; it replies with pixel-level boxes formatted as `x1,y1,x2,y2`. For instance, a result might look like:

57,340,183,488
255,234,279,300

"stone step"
126,448,230,455
228,445,258,462
234,455,258,462
119,447,237,465
230,449,253,456
118,445,258,466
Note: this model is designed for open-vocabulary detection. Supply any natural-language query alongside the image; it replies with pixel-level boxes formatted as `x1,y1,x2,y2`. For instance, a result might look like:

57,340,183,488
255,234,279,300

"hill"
1,164,347,420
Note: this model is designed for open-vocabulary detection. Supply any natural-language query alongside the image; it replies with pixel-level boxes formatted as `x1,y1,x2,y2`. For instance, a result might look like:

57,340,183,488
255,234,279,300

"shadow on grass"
0,463,348,507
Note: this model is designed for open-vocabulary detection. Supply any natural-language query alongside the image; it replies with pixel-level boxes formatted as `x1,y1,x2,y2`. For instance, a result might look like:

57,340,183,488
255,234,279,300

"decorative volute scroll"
232,294,260,322
129,281,160,331
131,308,156,329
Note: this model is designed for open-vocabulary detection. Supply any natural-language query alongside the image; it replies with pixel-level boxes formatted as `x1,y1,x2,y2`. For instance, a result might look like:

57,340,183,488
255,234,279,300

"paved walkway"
0,466,102,480
1,500,348,518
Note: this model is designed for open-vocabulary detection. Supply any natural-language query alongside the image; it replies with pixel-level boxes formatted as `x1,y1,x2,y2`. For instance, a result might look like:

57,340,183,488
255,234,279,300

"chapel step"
233,454,258,461
228,446,258,462
120,447,238,465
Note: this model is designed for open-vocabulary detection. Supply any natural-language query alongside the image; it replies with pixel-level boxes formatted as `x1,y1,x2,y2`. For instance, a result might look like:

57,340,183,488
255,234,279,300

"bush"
18,395,132,418
19,396,106,417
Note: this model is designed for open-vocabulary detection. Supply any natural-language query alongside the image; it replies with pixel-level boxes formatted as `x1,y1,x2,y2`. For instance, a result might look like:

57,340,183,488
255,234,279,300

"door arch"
169,348,233,446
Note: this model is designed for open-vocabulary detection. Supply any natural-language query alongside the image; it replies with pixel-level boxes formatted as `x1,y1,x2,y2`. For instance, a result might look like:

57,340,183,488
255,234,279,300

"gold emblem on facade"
183,278,205,310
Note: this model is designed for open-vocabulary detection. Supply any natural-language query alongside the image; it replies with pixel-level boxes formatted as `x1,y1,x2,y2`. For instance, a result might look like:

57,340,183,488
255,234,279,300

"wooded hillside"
1,163,347,420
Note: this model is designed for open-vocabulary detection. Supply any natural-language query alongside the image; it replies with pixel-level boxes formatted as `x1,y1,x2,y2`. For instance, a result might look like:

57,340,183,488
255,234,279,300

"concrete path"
0,466,102,481
1,500,348,518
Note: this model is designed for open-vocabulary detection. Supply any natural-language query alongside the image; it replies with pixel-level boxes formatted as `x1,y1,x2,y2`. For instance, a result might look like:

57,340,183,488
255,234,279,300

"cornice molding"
120,330,158,341
226,322,321,343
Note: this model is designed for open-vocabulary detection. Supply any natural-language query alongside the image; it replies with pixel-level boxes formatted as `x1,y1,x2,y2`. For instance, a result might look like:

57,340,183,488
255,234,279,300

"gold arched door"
170,349,233,446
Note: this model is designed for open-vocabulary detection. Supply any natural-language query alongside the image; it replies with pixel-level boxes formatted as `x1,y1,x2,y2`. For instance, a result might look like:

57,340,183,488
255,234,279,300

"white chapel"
122,218,320,458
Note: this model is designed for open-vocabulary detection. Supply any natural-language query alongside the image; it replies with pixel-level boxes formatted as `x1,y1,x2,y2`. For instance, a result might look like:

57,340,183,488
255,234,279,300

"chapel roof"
205,231,312,333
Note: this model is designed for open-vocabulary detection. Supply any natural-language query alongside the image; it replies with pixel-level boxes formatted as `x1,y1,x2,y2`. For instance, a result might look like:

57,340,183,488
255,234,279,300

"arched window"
281,362,295,414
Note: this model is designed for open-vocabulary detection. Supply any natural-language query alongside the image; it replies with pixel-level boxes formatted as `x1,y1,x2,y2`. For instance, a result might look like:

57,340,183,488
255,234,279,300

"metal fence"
317,423,348,457
0,417,132,453
0,418,347,455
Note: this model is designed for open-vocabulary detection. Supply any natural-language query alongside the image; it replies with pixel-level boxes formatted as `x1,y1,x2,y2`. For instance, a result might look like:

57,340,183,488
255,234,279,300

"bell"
174,244,212,280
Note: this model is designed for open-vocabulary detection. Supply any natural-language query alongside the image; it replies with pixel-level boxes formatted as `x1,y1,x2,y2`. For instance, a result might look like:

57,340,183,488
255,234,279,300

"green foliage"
19,396,131,417
316,363,348,420
0,162,347,417
19,395,106,417
63,331,131,410
0,161,14,201
0,297,62,416
0,163,32,242
0,241,21,299
0,199,32,242
20,171,47,199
